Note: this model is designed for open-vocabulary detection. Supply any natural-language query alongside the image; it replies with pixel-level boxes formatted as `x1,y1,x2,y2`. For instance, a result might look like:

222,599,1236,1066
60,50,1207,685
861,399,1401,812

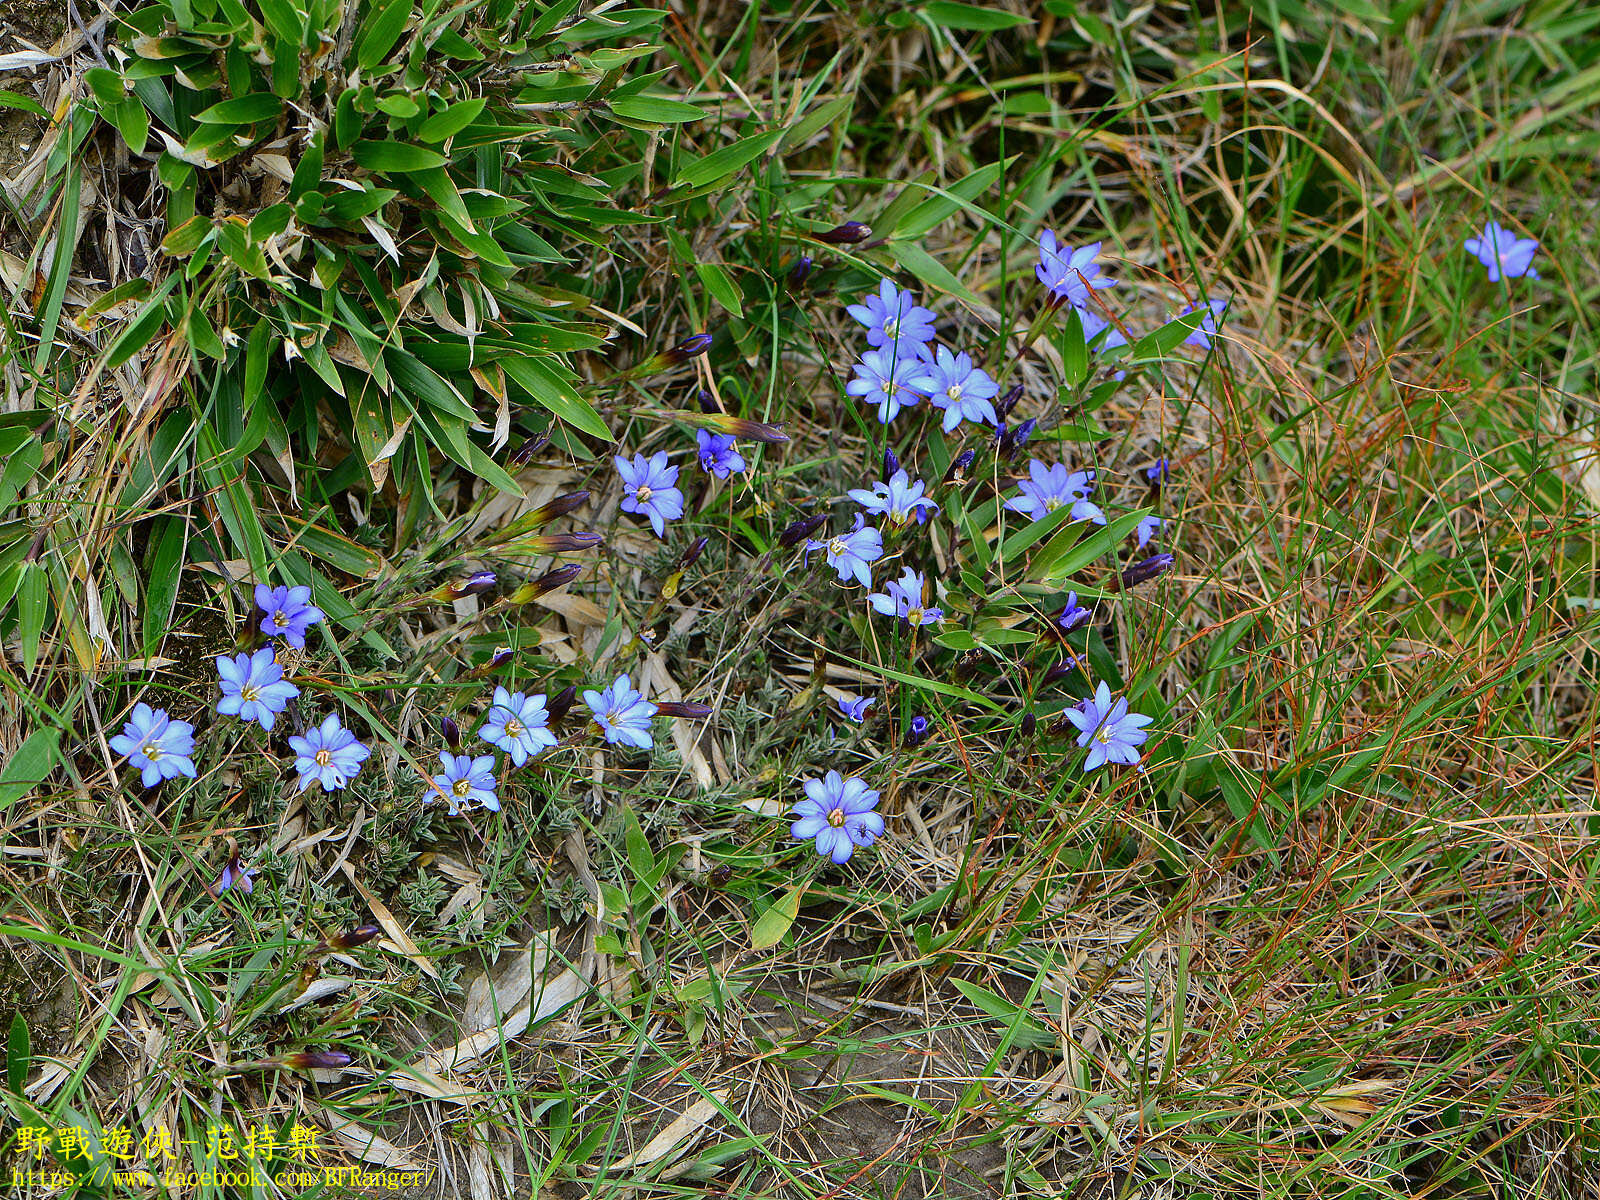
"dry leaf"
341,862,439,978
606,1089,730,1173
307,1103,425,1170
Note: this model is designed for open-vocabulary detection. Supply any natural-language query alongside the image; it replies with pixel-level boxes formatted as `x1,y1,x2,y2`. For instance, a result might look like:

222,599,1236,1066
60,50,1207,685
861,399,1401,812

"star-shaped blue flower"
791,770,884,864
1062,681,1153,771
1005,460,1105,525
868,566,942,626
1058,591,1091,631
1464,220,1539,281
480,687,558,766
696,430,746,480
845,279,937,351
1036,231,1115,308
804,514,884,588
216,647,300,731
847,469,939,526
430,752,500,814
583,673,658,750
288,713,371,792
846,348,924,424
110,703,197,788
1136,515,1162,548
837,694,874,723
256,583,324,648
615,451,685,538
908,346,1001,432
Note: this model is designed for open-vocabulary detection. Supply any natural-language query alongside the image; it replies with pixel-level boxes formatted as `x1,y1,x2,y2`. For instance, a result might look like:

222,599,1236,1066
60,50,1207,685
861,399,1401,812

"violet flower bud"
450,571,497,599
465,647,516,679
1042,655,1082,685
526,491,591,525
945,448,976,484
679,536,709,571
547,685,578,726
883,446,900,479
507,563,583,603
509,433,550,467
994,383,1024,421
786,254,813,290
655,700,713,719
814,221,871,245
318,924,381,952
523,532,604,553
1007,418,1037,458
1119,553,1176,590
697,389,720,414
441,715,462,750
664,333,713,364
694,412,791,443
905,715,931,747
778,513,828,548
280,1050,353,1071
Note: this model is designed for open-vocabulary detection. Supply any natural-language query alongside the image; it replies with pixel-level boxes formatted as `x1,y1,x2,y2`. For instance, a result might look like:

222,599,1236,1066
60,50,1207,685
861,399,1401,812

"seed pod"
1019,711,1037,738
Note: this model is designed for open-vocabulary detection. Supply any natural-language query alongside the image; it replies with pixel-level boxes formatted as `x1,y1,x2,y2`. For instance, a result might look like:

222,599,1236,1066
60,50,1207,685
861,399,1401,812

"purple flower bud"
815,221,871,245
905,715,931,747
1146,458,1170,486
320,924,382,951
663,333,713,364
994,383,1024,421
697,389,720,414
508,563,583,603
526,491,590,525
1008,418,1037,457
945,449,976,484
1043,655,1082,685
883,446,900,480
1119,553,1176,590
655,700,713,719
778,513,828,548
451,571,497,599
464,647,516,680
547,684,578,726
441,715,462,749
1020,711,1037,738
525,532,604,553
509,433,550,467
695,412,790,443
679,536,709,571
280,1050,353,1071
786,255,813,291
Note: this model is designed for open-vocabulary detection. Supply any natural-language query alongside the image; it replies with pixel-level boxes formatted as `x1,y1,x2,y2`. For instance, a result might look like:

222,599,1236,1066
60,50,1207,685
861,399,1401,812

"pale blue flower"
110,703,197,788
1136,515,1162,548
845,279,937,350
1058,592,1091,631
847,469,939,526
288,713,370,792
804,514,883,588
479,687,558,766
583,673,657,750
430,752,500,814
615,450,684,538
216,647,300,731
1062,681,1153,771
846,348,924,424
907,346,1000,432
1178,298,1228,349
1036,231,1115,308
791,770,884,864
1005,460,1105,525
837,694,874,723
696,430,746,479
1464,220,1539,281
868,566,942,626
256,584,324,648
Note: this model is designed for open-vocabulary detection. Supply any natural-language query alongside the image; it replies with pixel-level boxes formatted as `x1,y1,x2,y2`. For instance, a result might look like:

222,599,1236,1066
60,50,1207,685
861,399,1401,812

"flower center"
828,536,848,557
883,317,899,339
1043,496,1062,512
504,717,524,738
274,610,289,626
880,378,895,395
239,685,260,703
452,778,473,797
636,484,653,502
605,707,627,727
826,807,847,828
1095,725,1113,744
945,384,962,401
906,607,924,625
314,749,333,766
143,743,162,760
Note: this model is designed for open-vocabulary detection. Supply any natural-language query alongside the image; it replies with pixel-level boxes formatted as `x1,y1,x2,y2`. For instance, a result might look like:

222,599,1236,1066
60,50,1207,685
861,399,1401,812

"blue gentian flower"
614,451,684,538
804,515,884,588
837,694,874,723
1136,515,1162,548
256,584,324,648
1005,460,1105,525
479,687,558,766
868,566,942,626
1464,220,1539,281
1036,231,1115,308
583,673,657,750
430,752,500,814
288,714,371,792
110,703,197,788
847,469,939,526
1146,458,1170,484
696,430,746,480
907,346,1001,433
845,279,937,350
216,647,300,731
905,715,932,747
1178,298,1228,349
790,770,884,864
1063,681,1153,771
213,852,258,895
1058,592,1091,631
846,348,924,424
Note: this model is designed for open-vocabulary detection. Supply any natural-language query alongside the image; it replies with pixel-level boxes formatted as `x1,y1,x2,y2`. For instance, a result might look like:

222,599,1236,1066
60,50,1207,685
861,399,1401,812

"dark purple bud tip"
664,333,714,365
536,563,583,593
441,715,462,750
679,535,709,570
656,700,713,720
528,491,591,525
1043,656,1081,685
509,433,550,468
778,513,829,548
1119,553,1176,590
883,447,900,480
528,532,604,552
945,448,976,483
282,1050,353,1071
450,570,497,599
1009,418,1037,456
994,383,1024,421
815,221,871,245
697,389,719,414
786,254,813,290
547,685,578,725
698,412,790,443
328,923,382,950
905,715,932,748
1020,712,1037,738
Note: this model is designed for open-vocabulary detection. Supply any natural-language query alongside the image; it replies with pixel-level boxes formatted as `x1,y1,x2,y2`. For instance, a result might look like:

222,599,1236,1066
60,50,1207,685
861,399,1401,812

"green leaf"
416,96,486,142
1032,509,1149,584
0,727,61,814
142,517,188,652
751,883,804,951
608,95,705,124
109,97,150,155
1058,306,1087,386
922,1,1033,31
501,355,611,440
890,159,1008,239
351,140,448,172
355,0,414,70
694,262,743,318
193,93,283,124
1124,309,1207,363
7,1012,29,1095
672,128,784,190
885,239,981,307
255,0,304,44
949,979,1054,1050
0,91,47,118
